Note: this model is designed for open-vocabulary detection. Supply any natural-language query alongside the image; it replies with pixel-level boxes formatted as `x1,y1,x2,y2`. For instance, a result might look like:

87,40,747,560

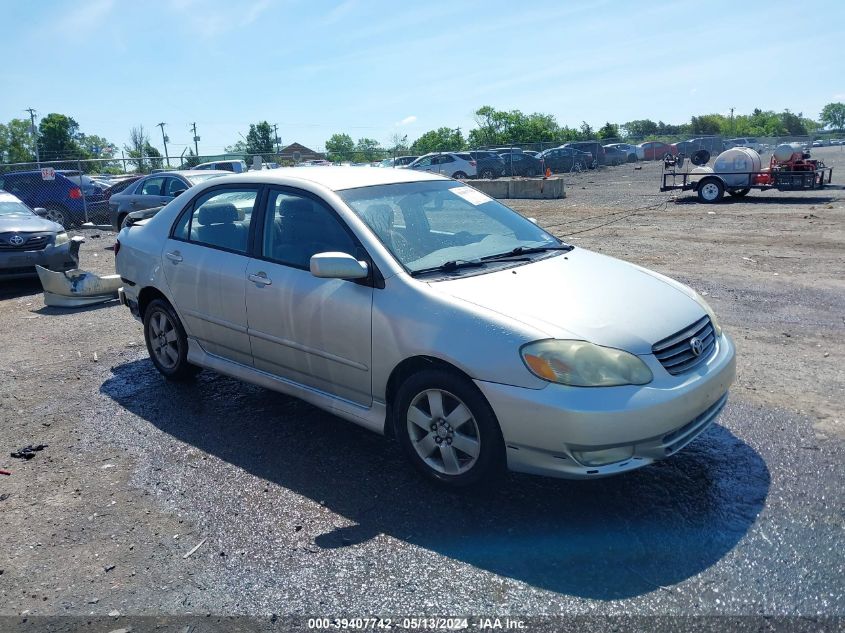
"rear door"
132,176,169,211
244,187,373,405
162,185,260,366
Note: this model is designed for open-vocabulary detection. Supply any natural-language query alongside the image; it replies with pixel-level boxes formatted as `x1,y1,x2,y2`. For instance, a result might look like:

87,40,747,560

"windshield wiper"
480,244,573,261
410,259,486,276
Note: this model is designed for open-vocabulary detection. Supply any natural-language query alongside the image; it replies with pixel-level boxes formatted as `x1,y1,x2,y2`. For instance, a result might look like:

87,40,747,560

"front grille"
0,233,51,251
652,315,716,375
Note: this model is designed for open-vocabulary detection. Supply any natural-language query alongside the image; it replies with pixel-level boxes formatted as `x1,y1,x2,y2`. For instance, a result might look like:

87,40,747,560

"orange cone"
545,167,551,178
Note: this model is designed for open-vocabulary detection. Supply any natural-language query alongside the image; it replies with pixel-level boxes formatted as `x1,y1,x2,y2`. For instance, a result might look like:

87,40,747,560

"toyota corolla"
115,168,735,487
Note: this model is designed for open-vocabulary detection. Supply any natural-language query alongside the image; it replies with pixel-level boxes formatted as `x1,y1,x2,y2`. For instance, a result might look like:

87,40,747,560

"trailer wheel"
697,177,724,203
728,188,750,198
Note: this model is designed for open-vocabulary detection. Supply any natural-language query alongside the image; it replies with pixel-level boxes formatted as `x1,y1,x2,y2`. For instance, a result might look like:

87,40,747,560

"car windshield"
0,199,35,217
339,180,562,274
186,173,227,185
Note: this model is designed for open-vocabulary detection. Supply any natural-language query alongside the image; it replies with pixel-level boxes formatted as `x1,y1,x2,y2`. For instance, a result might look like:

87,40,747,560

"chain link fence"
1,134,839,228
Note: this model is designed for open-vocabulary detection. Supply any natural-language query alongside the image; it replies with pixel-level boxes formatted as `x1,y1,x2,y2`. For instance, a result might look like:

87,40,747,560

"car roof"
202,165,446,191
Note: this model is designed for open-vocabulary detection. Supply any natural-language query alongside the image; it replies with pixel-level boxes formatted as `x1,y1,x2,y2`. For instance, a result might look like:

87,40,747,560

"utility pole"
273,124,281,153
730,108,735,136
25,107,40,167
156,122,170,167
191,122,199,156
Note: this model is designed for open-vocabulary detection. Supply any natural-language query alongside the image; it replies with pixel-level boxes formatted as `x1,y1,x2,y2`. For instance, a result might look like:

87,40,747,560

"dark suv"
0,170,107,227
465,151,505,179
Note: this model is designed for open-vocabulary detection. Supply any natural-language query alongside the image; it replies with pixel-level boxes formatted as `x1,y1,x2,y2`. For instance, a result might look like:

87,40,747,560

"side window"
415,157,432,167
262,190,357,269
219,163,234,172
177,188,258,253
440,155,455,164
164,177,187,197
139,177,164,196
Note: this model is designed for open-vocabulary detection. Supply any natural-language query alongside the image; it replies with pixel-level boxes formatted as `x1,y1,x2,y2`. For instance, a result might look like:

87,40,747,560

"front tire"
479,168,495,180
452,171,468,179
45,206,67,227
394,369,505,488
697,177,725,203
143,298,200,381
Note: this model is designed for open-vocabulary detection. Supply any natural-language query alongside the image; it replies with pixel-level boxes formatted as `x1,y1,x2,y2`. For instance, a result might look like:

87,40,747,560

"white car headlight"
521,340,653,387
54,232,69,246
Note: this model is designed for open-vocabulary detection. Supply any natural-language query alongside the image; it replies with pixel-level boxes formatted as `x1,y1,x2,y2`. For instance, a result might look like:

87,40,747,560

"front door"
162,185,260,366
245,188,373,405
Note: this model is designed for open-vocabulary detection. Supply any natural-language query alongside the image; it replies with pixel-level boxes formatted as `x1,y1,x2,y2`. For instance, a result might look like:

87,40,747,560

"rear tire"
697,177,725,203
480,168,494,180
452,171,468,179
118,213,129,229
143,298,200,381
627,154,638,163
394,369,505,489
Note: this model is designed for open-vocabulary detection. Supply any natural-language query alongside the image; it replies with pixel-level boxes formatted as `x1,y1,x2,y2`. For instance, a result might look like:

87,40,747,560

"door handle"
248,272,272,286
165,251,183,263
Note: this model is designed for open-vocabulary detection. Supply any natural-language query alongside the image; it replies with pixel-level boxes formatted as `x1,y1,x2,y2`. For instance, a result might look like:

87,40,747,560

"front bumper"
475,333,736,479
0,243,77,280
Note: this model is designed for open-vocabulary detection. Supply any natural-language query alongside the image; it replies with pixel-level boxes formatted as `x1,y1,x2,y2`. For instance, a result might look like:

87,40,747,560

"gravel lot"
1,147,843,624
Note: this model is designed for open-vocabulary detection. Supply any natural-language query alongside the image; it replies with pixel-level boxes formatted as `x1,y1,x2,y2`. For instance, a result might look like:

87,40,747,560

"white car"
115,167,735,488
406,152,477,179
194,160,248,173
727,138,764,153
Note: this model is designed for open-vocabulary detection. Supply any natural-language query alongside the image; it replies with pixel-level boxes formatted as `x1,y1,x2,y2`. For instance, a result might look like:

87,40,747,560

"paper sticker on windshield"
451,186,492,206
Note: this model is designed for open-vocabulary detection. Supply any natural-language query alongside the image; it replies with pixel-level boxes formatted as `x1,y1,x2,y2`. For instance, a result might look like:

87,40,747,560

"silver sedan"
115,168,735,488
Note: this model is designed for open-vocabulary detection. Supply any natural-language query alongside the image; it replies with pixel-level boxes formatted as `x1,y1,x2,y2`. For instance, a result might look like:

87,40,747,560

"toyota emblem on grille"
689,336,704,357
9,235,24,246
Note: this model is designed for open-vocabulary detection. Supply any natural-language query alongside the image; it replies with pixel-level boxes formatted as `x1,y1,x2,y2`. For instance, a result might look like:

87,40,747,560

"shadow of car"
101,359,769,599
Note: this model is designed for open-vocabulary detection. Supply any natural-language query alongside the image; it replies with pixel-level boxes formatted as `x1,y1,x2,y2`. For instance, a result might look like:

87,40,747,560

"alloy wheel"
148,310,180,369
406,389,481,476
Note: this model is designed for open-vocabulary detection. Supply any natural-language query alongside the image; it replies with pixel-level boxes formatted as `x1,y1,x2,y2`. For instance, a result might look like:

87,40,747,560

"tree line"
2,103,844,169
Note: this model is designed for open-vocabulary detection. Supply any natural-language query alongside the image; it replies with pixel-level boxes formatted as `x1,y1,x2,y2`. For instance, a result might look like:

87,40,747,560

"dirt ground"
0,146,843,623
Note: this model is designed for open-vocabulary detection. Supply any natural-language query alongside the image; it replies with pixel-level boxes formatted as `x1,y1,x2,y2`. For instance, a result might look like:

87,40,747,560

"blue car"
0,170,108,228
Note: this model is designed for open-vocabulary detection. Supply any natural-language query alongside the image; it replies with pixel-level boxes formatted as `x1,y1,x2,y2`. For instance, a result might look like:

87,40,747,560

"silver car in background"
0,192,77,280
115,168,735,488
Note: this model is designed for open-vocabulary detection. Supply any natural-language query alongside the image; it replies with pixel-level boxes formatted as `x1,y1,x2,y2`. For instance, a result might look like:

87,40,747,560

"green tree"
820,102,845,130
778,110,815,136
39,113,83,160
325,133,355,162
224,140,247,154
387,133,409,155
410,127,464,154
353,137,382,162
690,114,725,135
246,121,274,158
181,148,201,168
124,125,162,173
597,122,619,140
0,118,36,163
468,106,560,147
621,119,658,139
579,122,594,139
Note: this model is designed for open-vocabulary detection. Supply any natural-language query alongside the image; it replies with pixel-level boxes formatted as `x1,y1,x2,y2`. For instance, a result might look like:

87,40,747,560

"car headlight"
521,340,653,387
690,290,722,337
54,232,69,246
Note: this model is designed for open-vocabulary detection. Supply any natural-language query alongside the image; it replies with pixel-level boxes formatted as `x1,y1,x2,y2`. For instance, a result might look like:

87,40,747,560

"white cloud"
834,93,845,101
396,115,417,126
167,0,273,38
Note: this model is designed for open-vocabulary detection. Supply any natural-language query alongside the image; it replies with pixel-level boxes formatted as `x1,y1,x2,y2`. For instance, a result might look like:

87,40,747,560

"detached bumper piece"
35,265,122,308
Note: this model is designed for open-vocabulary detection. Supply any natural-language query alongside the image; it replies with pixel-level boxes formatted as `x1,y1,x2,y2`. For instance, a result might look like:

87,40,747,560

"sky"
3,0,843,158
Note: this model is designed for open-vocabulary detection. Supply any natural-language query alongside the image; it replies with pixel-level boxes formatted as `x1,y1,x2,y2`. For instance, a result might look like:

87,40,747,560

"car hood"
431,248,706,354
0,214,61,233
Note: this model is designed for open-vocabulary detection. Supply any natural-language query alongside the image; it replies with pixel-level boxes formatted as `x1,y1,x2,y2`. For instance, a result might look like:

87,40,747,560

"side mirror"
34,207,48,217
310,252,368,280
